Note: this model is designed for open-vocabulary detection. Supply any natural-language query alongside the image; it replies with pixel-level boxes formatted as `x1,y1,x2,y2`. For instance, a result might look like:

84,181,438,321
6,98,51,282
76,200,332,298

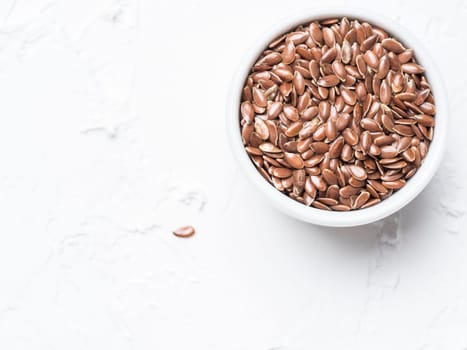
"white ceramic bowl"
226,7,448,227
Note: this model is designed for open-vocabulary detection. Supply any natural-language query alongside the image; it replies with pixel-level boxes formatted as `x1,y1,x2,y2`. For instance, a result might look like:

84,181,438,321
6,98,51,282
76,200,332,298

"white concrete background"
0,0,465,349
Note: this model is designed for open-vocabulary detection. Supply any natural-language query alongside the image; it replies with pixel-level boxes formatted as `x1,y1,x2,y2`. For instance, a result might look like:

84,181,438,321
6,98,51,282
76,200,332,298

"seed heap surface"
240,17,436,211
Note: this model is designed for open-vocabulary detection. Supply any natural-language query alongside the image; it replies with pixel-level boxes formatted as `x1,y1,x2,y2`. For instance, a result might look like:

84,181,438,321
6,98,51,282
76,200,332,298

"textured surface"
0,0,465,349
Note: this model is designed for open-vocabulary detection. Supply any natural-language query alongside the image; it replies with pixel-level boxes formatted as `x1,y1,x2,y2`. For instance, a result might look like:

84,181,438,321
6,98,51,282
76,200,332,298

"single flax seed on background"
172,226,196,238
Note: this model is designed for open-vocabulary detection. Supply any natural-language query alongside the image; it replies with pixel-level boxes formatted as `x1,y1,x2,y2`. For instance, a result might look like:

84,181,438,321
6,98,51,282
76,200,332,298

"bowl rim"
226,6,448,227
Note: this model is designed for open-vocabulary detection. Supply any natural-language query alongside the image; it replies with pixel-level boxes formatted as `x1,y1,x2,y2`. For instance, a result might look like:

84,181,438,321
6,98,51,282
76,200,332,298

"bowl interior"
227,7,447,227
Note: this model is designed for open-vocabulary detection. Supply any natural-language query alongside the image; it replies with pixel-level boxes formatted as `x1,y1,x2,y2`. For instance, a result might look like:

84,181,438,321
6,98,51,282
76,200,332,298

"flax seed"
240,17,435,210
